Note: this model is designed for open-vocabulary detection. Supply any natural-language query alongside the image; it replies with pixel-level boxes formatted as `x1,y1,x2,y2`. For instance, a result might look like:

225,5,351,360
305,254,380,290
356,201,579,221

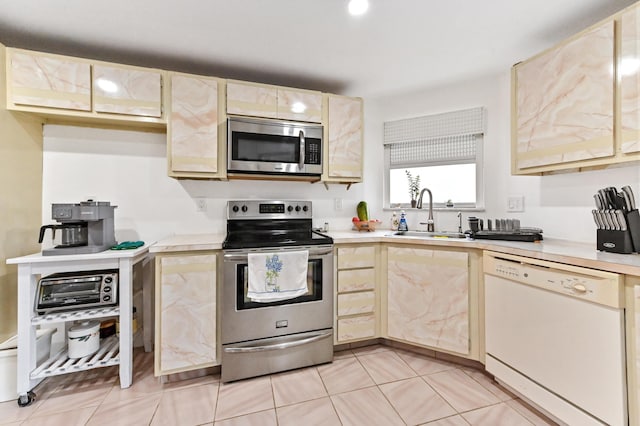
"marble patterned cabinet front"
626,275,640,425
7,48,91,111
5,47,166,126
155,252,218,376
168,72,223,178
621,3,640,155
513,20,615,173
386,246,470,355
335,245,378,343
93,64,163,118
324,95,363,184
226,80,323,123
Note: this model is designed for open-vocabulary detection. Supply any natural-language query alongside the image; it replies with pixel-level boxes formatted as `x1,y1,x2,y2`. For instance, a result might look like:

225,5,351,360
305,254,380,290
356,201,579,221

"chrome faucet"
416,188,434,232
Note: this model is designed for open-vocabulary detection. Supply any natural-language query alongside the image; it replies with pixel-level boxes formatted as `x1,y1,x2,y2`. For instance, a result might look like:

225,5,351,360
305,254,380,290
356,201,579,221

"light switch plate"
507,196,525,212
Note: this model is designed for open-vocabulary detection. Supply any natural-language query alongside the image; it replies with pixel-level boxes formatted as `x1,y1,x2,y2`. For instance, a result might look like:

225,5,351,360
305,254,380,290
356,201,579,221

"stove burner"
223,200,333,250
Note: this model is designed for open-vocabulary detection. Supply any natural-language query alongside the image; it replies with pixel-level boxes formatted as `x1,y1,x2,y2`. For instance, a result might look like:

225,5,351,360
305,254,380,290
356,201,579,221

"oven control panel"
228,200,312,220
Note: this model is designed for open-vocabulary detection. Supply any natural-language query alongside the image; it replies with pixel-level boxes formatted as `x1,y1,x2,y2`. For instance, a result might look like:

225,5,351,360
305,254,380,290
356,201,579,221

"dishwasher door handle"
223,330,332,354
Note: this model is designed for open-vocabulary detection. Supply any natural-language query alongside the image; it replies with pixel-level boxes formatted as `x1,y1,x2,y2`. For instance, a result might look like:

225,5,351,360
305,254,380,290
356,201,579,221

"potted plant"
405,170,421,207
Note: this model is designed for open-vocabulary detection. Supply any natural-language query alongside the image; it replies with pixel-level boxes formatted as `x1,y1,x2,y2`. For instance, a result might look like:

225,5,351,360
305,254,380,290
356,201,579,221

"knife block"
627,209,640,253
597,229,634,254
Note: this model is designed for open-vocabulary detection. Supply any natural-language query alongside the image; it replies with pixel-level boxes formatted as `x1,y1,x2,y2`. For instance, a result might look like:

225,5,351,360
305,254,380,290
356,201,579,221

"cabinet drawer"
337,246,376,269
337,315,376,342
338,269,375,292
338,291,375,316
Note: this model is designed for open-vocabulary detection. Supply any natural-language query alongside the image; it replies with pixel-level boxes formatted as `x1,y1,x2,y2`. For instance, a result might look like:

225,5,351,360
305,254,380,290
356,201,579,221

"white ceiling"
0,0,636,98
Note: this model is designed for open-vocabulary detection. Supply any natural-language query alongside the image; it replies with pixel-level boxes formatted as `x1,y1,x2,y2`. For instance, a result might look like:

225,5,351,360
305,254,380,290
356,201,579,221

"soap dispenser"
390,211,399,230
398,210,408,232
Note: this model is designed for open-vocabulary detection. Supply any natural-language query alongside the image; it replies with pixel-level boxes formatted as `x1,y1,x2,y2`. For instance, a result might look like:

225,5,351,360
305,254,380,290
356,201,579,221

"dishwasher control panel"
484,251,623,309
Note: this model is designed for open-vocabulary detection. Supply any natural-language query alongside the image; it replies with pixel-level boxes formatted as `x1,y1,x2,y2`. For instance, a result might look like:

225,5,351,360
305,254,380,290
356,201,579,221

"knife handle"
615,210,628,231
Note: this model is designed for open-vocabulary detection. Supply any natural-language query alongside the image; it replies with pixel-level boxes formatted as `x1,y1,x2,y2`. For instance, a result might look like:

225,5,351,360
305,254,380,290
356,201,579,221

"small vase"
266,275,278,292
411,200,417,208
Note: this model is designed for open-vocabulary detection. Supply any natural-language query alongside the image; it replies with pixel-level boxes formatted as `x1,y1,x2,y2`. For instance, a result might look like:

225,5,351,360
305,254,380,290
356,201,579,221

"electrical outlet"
507,196,525,212
195,198,207,212
334,198,343,210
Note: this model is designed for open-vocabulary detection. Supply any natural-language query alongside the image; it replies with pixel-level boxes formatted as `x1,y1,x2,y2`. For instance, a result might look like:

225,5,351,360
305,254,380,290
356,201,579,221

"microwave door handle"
299,130,305,170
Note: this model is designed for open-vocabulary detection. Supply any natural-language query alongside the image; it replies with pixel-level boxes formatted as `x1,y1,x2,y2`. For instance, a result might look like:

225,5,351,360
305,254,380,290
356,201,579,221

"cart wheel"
17,391,35,407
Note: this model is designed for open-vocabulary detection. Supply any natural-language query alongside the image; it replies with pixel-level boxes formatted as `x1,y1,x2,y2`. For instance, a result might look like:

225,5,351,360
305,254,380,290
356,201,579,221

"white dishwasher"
484,251,626,426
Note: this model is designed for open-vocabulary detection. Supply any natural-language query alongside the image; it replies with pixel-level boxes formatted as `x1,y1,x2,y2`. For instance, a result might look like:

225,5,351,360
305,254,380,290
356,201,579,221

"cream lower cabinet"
168,73,223,177
625,275,640,425
386,246,470,356
323,95,363,184
155,252,218,376
335,245,378,343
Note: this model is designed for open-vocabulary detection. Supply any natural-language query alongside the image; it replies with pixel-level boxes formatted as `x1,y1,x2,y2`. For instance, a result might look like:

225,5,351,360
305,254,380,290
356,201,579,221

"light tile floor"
0,345,557,425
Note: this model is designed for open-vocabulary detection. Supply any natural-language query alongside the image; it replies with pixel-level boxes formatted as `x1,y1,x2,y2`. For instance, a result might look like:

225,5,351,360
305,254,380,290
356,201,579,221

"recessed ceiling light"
348,0,369,16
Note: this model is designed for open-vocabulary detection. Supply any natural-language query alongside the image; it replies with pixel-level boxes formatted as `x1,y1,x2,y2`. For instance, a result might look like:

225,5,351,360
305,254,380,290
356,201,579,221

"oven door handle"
224,246,333,262
223,330,332,354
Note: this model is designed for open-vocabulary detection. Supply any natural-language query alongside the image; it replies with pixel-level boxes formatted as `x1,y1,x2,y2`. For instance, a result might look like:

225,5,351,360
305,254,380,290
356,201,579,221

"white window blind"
384,107,485,166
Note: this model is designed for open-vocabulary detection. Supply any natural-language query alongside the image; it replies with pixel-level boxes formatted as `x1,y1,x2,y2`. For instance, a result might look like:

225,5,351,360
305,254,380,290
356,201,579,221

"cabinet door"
277,88,323,122
226,81,277,118
327,95,363,180
156,253,217,374
387,247,469,354
621,4,640,154
93,65,162,117
8,49,91,111
514,21,615,170
168,73,219,174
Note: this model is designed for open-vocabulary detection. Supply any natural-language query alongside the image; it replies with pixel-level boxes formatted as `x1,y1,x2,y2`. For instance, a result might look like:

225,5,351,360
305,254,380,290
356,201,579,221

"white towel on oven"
247,250,309,302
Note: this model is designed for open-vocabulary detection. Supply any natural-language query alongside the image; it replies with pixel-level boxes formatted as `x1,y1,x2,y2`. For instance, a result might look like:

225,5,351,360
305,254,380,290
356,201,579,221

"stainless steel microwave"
227,116,323,176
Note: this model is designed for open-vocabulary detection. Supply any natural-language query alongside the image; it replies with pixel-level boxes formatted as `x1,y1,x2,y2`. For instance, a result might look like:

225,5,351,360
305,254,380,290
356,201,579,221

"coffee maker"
38,200,117,256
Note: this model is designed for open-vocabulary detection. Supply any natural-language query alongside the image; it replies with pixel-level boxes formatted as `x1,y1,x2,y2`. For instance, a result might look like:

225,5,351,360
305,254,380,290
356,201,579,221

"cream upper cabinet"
155,252,218,376
621,3,640,154
513,20,615,173
324,95,363,182
387,246,469,355
226,81,277,118
276,87,323,122
7,48,91,111
168,73,221,176
93,64,163,117
226,80,322,123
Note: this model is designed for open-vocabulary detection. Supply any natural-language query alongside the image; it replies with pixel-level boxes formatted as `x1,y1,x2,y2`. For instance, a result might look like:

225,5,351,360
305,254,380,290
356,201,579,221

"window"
383,107,484,209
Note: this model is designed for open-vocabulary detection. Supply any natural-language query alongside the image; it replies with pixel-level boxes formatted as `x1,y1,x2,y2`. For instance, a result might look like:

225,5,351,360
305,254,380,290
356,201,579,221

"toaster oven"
35,270,118,314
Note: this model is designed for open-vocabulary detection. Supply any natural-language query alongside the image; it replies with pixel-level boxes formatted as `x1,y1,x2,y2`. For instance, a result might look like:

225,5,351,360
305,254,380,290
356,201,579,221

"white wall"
42,72,640,246
364,71,640,243
42,125,371,246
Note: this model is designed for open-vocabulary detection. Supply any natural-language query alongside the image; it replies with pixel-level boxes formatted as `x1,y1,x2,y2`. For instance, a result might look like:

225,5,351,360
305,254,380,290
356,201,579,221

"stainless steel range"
221,200,334,382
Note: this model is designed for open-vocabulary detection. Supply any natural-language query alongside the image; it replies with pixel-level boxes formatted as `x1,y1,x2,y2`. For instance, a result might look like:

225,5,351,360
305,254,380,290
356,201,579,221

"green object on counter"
357,201,369,221
110,241,144,250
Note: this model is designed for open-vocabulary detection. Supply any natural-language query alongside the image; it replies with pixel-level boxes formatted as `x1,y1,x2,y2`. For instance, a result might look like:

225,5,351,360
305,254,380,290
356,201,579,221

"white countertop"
150,231,640,276
7,243,152,264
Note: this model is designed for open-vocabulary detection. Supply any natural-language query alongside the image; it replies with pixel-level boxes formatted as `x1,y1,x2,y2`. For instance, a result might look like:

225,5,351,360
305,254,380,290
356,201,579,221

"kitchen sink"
387,231,468,239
